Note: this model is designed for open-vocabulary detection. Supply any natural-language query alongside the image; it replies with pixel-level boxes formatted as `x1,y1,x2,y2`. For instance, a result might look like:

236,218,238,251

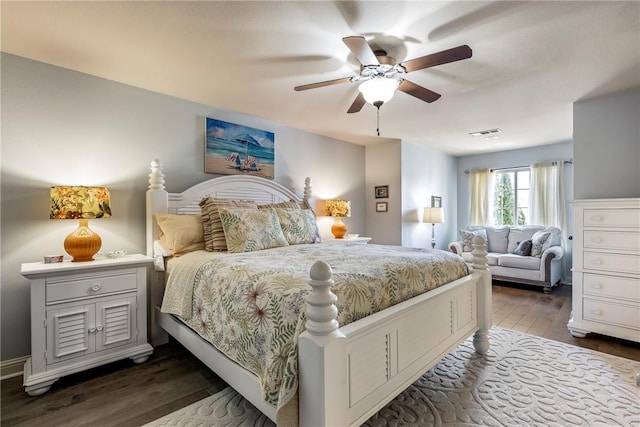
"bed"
145,159,492,427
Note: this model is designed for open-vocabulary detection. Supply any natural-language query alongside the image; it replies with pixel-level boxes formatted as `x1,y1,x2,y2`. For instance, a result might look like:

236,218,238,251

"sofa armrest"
449,241,464,255
542,245,564,261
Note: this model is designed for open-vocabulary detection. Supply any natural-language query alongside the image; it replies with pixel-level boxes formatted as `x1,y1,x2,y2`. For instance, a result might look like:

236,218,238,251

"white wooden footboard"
299,236,491,427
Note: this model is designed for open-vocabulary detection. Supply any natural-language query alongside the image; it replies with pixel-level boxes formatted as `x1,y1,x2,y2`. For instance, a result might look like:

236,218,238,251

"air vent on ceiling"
469,128,502,137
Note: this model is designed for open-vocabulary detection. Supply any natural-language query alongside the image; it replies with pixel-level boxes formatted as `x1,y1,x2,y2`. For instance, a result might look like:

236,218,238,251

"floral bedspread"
161,244,469,424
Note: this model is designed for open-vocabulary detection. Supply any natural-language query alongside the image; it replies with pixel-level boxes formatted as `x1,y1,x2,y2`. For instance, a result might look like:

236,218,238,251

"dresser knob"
96,325,104,331
91,284,102,292
591,283,602,289
592,259,603,265
591,215,604,222
592,237,603,243
89,326,96,333
591,309,602,315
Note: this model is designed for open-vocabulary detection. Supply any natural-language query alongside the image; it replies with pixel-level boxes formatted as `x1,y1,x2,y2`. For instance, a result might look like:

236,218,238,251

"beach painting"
205,117,275,179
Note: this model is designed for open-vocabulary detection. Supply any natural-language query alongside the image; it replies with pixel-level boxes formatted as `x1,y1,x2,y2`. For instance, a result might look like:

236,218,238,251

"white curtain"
469,168,493,226
529,161,570,282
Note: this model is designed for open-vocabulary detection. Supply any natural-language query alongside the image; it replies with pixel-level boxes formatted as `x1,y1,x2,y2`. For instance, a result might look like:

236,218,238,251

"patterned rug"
146,327,640,426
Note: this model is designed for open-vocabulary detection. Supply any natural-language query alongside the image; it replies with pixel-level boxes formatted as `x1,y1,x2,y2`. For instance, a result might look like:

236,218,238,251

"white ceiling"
2,1,639,156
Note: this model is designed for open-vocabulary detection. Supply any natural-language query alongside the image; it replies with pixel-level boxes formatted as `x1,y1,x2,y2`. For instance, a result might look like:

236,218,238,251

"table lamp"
423,207,444,249
50,186,111,262
325,199,351,239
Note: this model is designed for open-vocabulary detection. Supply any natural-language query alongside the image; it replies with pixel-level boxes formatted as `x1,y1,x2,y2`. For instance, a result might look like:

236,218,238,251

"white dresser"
568,198,640,343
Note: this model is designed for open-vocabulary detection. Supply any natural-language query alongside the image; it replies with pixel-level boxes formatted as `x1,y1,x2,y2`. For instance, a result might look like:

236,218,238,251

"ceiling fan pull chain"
377,107,380,136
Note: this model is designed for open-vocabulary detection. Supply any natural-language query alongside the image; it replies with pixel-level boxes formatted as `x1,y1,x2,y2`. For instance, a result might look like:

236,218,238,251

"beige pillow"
258,200,301,210
199,197,257,251
154,214,205,256
219,207,289,253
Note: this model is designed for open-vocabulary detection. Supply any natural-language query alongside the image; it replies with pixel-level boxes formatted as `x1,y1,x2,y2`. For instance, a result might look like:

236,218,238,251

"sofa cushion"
507,227,543,253
513,239,532,256
460,229,487,252
486,227,510,253
498,254,541,270
531,230,552,257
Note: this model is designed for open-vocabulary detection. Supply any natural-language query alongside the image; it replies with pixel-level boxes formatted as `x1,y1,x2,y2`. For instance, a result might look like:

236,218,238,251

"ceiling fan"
294,36,472,114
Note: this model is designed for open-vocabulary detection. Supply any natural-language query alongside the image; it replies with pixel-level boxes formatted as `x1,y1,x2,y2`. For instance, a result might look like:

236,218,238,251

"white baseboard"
1,356,27,380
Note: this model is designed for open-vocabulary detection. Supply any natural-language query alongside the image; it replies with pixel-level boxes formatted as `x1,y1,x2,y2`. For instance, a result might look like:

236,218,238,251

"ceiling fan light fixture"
358,77,399,106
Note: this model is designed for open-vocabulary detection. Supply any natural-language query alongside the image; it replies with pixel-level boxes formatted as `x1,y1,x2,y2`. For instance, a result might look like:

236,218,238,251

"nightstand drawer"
46,271,137,303
583,252,640,275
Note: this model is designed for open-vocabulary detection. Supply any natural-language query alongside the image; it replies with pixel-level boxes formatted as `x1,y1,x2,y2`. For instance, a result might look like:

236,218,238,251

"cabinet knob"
96,325,104,331
591,237,603,243
91,284,102,292
591,283,602,289
591,309,602,316
591,259,603,265
591,215,604,222
89,326,96,333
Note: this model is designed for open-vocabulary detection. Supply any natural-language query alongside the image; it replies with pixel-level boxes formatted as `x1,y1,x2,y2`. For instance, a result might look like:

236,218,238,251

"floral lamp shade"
325,199,351,239
50,186,111,262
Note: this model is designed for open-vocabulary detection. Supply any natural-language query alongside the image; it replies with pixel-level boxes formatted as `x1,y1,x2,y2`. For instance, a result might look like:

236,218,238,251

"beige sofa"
449,226,565,293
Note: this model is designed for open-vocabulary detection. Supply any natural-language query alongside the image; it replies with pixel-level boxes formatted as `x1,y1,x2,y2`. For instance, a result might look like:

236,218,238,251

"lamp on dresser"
50,186,111,262
423,207,444,249
325,199,351,239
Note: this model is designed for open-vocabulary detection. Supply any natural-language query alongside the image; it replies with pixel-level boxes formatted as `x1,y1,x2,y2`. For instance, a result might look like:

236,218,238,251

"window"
492,168,530,226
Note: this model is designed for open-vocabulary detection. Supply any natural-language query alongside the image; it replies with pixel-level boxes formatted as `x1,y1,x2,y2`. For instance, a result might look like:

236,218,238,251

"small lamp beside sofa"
449,225,565,293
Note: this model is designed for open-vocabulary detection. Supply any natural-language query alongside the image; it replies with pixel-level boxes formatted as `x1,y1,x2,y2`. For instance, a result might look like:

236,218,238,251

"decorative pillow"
219,207,289,253
153,214,205,256
199,197,257,251
513,239,533,256
275,208,321,245
460,228,488,252
530,231,551,257
486,227,510,253
258,200,301,210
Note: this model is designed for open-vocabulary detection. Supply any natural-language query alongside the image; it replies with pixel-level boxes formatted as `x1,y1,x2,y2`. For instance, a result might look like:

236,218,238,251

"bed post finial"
149,159,166,190
305,260,339,335
303,177,312,203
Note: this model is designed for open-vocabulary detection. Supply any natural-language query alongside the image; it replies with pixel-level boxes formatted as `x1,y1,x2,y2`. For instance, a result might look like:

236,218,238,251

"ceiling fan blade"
294,76,353,91
398,80,441,103
400,45,472,73
342,36,380,66
347,93,366,114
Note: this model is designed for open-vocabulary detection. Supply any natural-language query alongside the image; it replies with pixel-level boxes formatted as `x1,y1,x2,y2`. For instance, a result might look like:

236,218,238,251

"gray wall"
0,53,366,361
573,89,640,199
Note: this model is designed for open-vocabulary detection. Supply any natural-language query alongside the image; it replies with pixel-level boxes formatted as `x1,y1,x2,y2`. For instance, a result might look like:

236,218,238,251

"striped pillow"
199,197,257,251
258,200,301,210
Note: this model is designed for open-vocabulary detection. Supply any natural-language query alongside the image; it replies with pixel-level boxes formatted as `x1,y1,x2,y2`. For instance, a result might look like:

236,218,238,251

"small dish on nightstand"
346,234,359,239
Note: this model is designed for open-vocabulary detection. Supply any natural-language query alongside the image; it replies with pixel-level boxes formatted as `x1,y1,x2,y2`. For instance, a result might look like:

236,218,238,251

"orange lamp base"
331,218,347,239
64,219,102,262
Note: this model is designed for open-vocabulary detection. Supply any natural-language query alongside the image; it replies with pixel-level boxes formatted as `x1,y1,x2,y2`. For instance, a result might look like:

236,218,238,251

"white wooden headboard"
145,159,312,257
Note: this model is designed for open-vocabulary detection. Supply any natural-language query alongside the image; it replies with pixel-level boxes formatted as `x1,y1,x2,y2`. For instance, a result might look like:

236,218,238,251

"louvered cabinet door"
46,304,95,364
96,296,137,351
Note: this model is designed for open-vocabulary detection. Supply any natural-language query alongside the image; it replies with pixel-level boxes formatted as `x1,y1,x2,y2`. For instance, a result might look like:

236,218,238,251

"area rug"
146,327,640,426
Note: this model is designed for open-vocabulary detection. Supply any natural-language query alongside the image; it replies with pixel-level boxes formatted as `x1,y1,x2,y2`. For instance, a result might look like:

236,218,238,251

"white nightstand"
20,254,154,396
324,236,372,245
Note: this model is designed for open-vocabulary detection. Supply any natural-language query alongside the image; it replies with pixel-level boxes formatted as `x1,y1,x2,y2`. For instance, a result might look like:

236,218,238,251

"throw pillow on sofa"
531,231,551,257
513,239,532,256
460,229,487,252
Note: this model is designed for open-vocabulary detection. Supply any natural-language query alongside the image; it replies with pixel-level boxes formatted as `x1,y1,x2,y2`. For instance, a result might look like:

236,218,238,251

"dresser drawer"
583,252,640,275
584,208,640,228
46,271,137,303
583,231,640,251
583,273,640,302
583,299,640,330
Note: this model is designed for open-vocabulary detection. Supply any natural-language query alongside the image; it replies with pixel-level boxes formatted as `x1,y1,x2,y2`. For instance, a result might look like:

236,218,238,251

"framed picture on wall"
204,117,275,179
375,185,389,199
432,196,442,208
376,202,388,212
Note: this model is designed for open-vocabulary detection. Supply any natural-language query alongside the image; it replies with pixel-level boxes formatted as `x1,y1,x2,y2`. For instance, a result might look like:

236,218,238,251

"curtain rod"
464,159,572,175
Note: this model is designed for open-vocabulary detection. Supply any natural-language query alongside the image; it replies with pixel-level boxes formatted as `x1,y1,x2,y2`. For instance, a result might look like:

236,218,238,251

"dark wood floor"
2,283,639,426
